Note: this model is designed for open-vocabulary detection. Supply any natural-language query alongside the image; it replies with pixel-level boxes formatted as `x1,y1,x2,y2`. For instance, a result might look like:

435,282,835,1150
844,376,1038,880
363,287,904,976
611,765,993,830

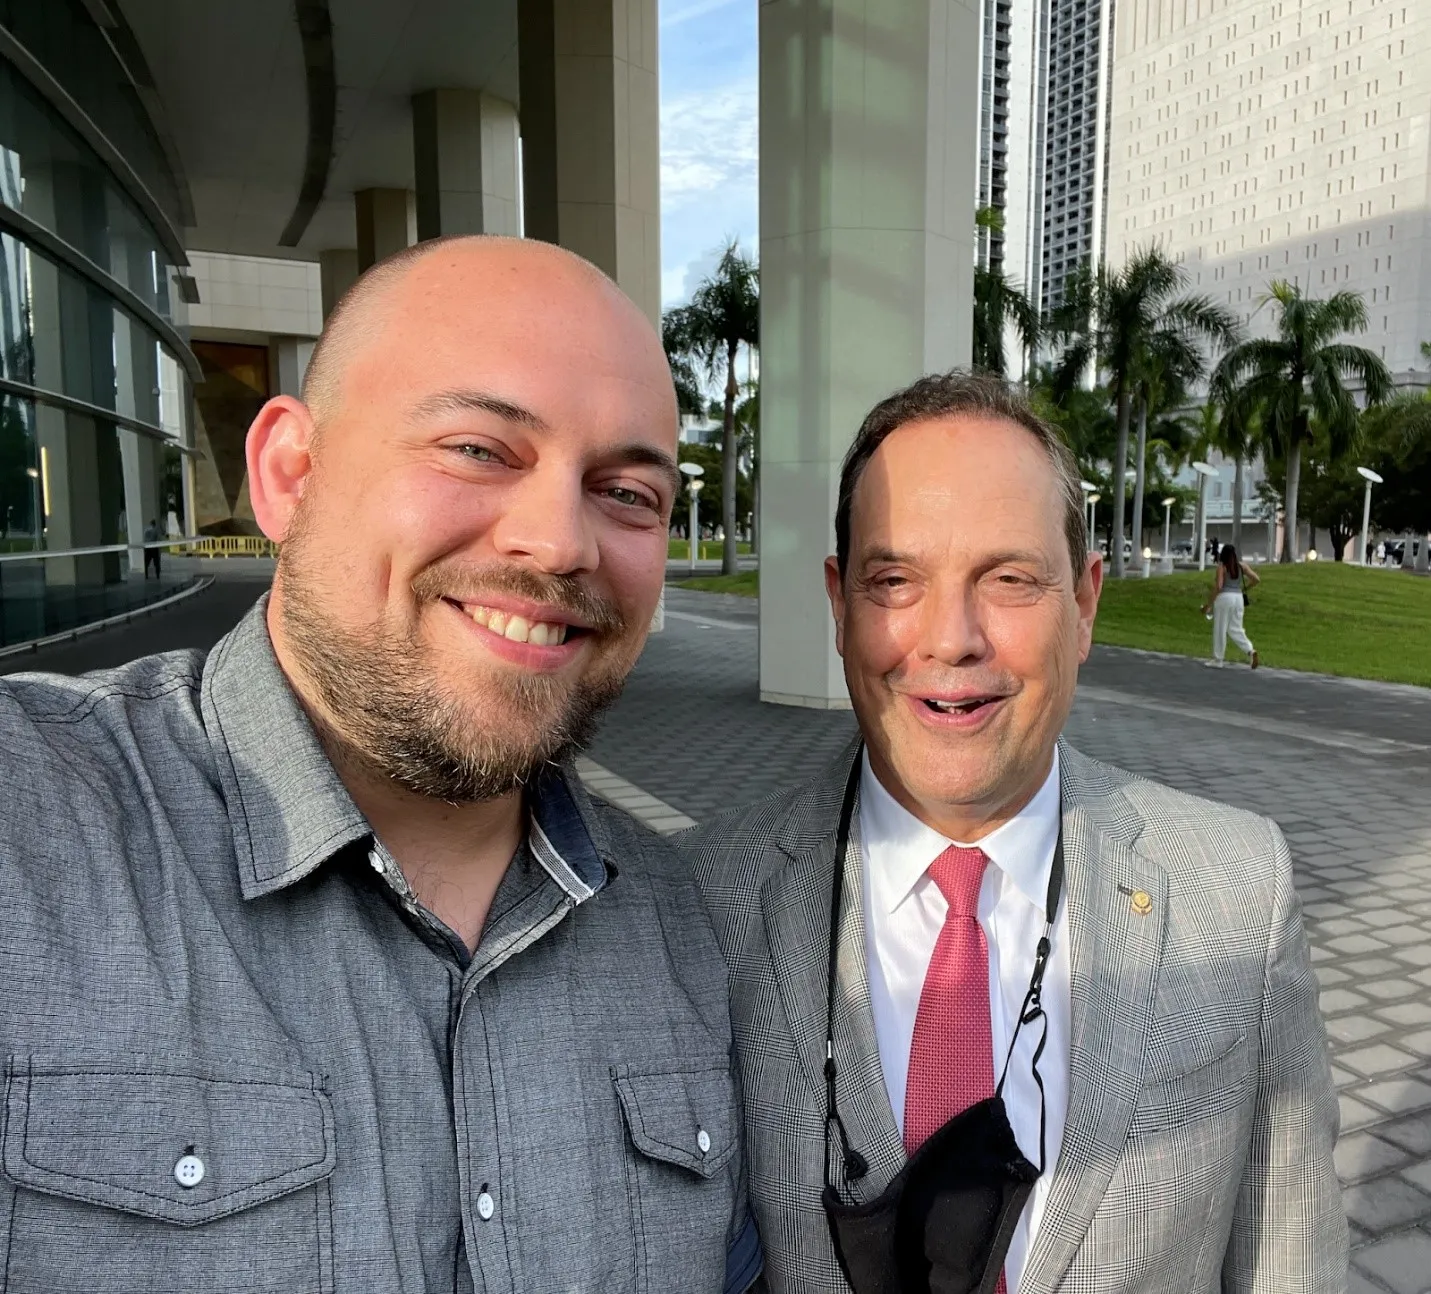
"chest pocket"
1,1061,336,1294
614,1062,739,1294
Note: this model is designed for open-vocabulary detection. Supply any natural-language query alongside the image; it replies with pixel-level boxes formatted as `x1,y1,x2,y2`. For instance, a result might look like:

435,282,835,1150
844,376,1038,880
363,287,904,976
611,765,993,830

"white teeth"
463,603,569,646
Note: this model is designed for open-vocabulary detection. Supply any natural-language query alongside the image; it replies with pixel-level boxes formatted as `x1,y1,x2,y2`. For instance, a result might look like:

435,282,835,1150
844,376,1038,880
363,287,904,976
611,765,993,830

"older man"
0,238,758,1294
685,371,1343,1293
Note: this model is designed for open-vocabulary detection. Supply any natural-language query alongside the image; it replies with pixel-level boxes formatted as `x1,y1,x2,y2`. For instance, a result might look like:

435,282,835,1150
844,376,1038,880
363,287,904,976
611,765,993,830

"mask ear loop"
992,821,1063,1175
824,749,870,1201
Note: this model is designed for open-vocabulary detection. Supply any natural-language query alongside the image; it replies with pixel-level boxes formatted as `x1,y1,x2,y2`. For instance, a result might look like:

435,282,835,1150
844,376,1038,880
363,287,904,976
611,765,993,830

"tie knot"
928,846,989,918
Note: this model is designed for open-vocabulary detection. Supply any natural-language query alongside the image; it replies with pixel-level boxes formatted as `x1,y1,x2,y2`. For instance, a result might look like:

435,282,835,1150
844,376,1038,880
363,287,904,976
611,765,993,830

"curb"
0,577,215,662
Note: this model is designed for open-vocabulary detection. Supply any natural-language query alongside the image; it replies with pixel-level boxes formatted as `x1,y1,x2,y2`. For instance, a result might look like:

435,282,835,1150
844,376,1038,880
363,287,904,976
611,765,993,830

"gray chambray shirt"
0,600,762,1294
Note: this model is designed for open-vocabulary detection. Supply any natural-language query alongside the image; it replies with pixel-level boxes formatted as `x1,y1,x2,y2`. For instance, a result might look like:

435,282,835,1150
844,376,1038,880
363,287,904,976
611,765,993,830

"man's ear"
246,396,317,542
1075,551,1104,662
824,556,847,657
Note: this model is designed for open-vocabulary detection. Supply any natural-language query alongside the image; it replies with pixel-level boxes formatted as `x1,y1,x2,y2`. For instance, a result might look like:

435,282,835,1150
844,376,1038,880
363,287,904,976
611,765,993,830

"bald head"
300,235,667,428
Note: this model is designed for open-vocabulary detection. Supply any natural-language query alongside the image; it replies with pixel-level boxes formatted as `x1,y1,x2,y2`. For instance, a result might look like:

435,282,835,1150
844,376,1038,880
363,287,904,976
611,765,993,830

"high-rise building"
1106,0,1431,382
1033,0,1118,313
978,0,1118,339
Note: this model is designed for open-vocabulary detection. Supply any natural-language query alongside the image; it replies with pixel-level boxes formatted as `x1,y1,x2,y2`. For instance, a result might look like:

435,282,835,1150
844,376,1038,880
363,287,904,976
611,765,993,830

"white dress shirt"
858,750,1070,1294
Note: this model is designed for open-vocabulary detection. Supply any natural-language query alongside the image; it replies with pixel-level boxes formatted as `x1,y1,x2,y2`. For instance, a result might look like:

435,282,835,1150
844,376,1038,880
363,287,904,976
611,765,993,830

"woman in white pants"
1201,544,1260,667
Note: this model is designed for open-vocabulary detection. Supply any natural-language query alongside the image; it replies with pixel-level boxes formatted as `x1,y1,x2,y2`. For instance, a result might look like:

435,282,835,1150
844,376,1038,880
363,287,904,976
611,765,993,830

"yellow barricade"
182,536,280,559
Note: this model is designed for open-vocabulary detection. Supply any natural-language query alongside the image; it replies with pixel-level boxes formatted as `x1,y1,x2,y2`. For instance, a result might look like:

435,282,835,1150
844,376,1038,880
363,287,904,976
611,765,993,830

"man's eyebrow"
857,546,1056,571
608,442,681,495
410,388,549,430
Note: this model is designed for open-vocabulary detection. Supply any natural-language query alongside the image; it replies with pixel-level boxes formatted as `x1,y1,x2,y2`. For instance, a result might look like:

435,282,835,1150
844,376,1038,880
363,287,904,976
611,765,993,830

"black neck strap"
822,744,1065,1190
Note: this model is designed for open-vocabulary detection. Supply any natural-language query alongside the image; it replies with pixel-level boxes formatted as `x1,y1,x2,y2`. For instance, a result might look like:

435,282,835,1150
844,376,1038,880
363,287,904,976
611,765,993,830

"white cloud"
659,0,758,308
663,0,744,28
661,82,757,210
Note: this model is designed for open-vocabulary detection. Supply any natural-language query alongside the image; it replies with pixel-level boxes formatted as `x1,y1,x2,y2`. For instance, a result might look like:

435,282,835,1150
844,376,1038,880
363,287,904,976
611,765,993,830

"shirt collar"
859,747,1062,916
202,597,611,903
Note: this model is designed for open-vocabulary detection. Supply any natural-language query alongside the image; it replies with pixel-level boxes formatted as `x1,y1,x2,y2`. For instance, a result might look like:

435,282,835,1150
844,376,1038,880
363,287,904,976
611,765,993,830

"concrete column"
413,89,521,239
518,0,660,325
354,189,413,271
319,248,359,318
26,251,122,586
757,0,981,708
113,313,163,572
270,338,315,398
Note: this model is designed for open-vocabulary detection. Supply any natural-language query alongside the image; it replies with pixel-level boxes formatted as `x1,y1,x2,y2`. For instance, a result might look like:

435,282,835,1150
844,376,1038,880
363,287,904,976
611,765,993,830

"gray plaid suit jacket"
683,737,1346,1293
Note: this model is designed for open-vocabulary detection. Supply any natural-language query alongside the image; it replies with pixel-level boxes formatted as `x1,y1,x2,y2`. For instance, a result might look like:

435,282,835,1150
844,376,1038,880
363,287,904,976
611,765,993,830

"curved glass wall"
0,12,196,642
0,0,183,233
0,56,178,323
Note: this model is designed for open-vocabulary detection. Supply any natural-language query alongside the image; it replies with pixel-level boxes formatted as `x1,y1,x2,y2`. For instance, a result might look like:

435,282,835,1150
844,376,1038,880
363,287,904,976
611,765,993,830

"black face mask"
820,750,1063,1294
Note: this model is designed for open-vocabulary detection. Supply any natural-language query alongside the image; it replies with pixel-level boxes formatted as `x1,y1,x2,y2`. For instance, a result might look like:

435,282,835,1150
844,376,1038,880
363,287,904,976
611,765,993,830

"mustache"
411,561,628,636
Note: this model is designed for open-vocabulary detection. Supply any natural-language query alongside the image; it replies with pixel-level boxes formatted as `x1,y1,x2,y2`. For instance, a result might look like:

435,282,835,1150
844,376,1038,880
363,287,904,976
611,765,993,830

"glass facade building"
0,0,197,646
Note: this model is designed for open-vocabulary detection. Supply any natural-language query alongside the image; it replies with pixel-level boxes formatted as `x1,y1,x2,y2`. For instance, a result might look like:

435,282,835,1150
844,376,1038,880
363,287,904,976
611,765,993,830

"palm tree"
662,242,759,575
973,208,1040,378
1216,282,1391,562
1048,246,1238,576
1204,367,1262,553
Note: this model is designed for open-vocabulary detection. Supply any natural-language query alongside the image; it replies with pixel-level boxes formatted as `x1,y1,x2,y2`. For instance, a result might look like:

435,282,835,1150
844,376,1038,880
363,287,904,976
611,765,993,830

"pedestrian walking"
142,518,161,578
1202,543,1260,667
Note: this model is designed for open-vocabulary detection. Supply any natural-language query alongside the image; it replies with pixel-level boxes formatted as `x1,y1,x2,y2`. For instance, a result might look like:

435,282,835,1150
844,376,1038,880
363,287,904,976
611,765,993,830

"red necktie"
904,846,1007,1292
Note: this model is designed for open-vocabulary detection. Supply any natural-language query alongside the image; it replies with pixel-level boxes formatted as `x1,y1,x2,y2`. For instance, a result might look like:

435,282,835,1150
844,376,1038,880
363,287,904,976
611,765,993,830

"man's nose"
488,469,599,575
919,580,990,666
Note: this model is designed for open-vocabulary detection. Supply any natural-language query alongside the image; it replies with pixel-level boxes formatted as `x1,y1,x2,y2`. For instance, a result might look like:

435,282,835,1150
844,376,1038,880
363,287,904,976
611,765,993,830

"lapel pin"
1130,890,1153,917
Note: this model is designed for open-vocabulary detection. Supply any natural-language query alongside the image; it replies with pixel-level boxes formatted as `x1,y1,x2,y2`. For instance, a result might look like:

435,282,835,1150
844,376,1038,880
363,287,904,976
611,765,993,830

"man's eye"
605,486,648,507
457,444,500,463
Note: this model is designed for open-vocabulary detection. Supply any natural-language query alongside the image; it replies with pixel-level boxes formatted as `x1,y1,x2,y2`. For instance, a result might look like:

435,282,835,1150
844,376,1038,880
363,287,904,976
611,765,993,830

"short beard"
276,519,631,803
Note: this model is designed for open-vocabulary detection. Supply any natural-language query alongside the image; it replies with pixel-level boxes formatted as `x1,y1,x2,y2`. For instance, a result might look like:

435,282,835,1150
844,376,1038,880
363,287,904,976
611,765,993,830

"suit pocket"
614,1062,739,1294
1,1060,336,1294
1131,1032,1251,1133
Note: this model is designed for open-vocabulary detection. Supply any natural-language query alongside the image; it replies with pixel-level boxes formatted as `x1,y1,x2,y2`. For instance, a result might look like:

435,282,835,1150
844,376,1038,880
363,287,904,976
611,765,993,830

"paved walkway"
6,570,1431,1290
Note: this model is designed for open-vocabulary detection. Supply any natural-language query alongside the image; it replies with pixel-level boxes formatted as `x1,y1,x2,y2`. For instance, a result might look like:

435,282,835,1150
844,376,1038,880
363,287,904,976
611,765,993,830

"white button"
477,1191,495,1220
697,1129,711,1155
174,1154,205,1188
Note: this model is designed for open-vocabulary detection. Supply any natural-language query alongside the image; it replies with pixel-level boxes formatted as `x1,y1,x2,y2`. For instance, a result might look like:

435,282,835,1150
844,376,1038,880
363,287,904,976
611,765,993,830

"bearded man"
0,238,760,1294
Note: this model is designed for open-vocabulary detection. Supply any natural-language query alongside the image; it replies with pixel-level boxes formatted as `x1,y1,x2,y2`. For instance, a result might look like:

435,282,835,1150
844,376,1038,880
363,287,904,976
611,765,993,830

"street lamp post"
1192,462,1219,571
678,461,705,575
1161,496,1176,573
1356,466,1384,565
1087,493,1100,551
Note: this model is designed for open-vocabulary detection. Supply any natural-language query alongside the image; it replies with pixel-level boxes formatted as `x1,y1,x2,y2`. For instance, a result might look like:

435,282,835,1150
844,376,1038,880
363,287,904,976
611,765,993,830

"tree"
674,441,751,551
1047,246,1238,576
1360,394,1431,567
1215,282,1391,562
662,315,705,419
662,242,759,574
972,208,1040,378
1200,367,1264,553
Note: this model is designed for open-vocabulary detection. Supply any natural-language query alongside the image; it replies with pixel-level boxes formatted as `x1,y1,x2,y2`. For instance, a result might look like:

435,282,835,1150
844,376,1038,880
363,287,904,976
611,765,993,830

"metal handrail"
0,536,207,564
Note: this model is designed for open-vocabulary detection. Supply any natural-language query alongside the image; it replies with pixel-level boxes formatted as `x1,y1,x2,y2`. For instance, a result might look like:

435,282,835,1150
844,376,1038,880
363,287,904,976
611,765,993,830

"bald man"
0,237,761,1294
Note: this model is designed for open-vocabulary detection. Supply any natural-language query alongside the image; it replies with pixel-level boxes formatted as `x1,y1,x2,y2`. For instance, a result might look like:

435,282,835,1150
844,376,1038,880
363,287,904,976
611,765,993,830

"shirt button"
477,1191,495,1220
697,1129,711,1155
174,1154,205,1188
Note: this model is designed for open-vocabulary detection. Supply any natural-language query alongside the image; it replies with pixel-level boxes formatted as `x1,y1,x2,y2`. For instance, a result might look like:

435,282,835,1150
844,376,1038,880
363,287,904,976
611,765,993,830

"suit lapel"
1020,764,1167,1294
758,747,906,1204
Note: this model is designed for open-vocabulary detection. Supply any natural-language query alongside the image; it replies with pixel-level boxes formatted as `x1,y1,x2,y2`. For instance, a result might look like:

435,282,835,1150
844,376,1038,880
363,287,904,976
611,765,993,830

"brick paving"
10,572,1431,1288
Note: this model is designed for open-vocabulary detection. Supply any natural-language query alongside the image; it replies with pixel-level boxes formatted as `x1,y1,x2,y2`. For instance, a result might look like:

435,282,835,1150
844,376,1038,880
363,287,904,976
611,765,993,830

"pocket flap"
612,1063,737,1180
3,1062,336,1227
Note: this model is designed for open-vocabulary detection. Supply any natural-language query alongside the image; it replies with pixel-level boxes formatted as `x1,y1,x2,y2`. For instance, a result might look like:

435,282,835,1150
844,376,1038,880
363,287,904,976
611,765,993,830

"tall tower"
1033,0,1118,314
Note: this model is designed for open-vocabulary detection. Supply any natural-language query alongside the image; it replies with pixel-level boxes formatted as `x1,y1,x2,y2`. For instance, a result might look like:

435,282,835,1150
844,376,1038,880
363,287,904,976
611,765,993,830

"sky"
658,0,758,309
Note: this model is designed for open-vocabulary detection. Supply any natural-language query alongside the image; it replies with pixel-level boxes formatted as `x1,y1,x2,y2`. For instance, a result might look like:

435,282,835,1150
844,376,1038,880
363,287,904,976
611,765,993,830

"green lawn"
667,540,753,561
670,562,1431,687
675,570,759,596
1095,562,1431,686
